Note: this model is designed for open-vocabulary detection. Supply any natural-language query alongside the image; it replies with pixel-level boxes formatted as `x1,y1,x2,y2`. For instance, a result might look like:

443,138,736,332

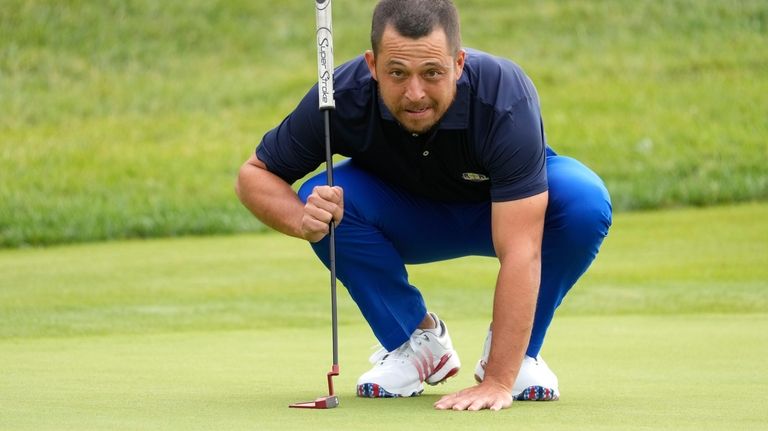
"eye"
424,69,444,80
389,69,406,79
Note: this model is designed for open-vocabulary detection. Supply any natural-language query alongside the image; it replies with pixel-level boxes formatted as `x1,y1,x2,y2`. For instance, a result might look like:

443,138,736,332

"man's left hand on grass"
434,381,513,411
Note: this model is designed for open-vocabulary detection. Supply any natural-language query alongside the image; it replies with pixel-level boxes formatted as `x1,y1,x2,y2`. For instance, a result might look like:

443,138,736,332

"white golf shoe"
356,313,461,398
473,329,560,401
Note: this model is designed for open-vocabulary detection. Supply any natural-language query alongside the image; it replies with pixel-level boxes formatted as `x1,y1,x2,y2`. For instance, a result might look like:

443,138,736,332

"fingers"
308,185,343,225
489,399,507,411
434,395,486,411
433,385,513,411
434,392,460,411
301,186,344,242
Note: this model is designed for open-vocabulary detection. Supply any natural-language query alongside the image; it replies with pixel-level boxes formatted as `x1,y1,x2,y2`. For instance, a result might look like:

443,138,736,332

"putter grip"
315,0,335,110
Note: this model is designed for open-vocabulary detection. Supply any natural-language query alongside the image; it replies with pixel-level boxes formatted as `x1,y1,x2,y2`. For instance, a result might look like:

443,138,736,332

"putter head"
289,395,339,409
289,364,340,409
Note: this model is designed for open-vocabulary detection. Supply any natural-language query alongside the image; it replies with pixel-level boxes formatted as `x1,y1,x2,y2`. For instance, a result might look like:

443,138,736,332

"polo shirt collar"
376,72,470,130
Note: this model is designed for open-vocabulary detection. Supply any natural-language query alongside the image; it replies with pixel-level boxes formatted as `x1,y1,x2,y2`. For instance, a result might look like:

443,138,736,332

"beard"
377,84,456,135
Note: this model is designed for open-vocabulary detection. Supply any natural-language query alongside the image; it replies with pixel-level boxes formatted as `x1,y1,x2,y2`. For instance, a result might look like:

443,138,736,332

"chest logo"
461,172,490,182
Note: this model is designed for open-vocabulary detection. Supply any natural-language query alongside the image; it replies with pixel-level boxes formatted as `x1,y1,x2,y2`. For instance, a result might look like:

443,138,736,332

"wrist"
479,373,514,393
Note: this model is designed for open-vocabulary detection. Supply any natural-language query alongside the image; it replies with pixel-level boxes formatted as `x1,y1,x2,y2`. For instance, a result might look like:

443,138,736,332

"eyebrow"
385,59,449,69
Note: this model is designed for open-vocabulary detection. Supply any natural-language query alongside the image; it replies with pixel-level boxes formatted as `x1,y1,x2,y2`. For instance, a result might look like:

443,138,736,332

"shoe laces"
368,332,433,365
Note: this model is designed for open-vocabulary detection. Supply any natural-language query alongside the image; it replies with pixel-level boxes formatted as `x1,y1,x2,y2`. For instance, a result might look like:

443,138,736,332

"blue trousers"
298,151,612,357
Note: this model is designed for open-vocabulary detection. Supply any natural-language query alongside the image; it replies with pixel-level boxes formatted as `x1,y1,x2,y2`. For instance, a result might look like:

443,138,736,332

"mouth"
403,106,432,118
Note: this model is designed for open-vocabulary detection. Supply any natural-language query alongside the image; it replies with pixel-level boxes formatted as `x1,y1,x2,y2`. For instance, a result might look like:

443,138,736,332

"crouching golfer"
237,0,611,411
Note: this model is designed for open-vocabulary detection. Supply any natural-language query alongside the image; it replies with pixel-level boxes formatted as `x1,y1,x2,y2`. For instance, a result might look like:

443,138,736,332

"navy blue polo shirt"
256,48,548,203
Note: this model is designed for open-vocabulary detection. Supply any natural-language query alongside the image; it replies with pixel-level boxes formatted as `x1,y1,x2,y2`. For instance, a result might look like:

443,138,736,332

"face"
365,25,465,134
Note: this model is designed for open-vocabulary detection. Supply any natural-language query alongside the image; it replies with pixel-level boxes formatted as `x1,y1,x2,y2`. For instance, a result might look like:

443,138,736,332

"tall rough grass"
1,0,766,247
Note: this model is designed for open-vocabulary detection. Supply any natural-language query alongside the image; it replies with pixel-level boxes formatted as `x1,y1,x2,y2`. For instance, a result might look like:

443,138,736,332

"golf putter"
289,0,340,410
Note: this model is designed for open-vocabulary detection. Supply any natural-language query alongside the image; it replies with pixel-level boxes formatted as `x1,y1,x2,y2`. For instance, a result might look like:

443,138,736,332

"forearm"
483,254,540,390
483,192,547,390
235,157,305,239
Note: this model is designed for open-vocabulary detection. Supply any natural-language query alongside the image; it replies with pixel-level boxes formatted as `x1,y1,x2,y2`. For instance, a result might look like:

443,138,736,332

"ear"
364,50,378,81
454,49,466,79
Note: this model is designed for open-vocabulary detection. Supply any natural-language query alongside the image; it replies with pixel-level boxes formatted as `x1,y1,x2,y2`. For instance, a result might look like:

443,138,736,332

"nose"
404,76,426,102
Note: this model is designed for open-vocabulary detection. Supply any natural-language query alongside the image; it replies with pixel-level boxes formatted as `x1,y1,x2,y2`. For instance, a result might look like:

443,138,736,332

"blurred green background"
1,0,767,247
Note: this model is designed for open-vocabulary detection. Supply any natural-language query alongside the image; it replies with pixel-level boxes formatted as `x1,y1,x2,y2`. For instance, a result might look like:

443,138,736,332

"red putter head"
289,395,339,409
289,364,340,409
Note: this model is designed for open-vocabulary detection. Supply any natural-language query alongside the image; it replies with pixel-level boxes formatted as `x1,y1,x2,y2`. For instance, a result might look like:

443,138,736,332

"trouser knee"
545,156,612,251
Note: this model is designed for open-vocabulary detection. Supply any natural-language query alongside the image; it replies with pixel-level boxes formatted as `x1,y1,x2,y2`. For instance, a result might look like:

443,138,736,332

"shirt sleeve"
255,85,326,185
483,97,548,202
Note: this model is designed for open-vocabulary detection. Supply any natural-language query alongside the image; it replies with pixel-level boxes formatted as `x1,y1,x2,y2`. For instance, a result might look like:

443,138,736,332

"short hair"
371,0,461,57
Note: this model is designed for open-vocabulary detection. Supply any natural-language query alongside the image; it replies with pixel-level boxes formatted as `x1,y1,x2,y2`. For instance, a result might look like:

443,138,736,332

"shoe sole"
357,383,424,398
514,386,559,401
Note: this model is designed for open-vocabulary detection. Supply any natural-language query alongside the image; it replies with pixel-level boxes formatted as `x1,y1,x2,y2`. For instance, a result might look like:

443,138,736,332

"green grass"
2,316,766,430
1,204,767,429
2,203,766,339
2,0,767,246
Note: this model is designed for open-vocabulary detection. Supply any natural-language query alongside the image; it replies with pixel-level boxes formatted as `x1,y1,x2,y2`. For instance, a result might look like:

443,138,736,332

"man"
236,0,611,411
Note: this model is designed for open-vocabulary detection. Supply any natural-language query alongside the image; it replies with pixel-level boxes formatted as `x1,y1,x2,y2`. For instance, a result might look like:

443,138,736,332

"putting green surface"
1,204,767,429
2,315,766,430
